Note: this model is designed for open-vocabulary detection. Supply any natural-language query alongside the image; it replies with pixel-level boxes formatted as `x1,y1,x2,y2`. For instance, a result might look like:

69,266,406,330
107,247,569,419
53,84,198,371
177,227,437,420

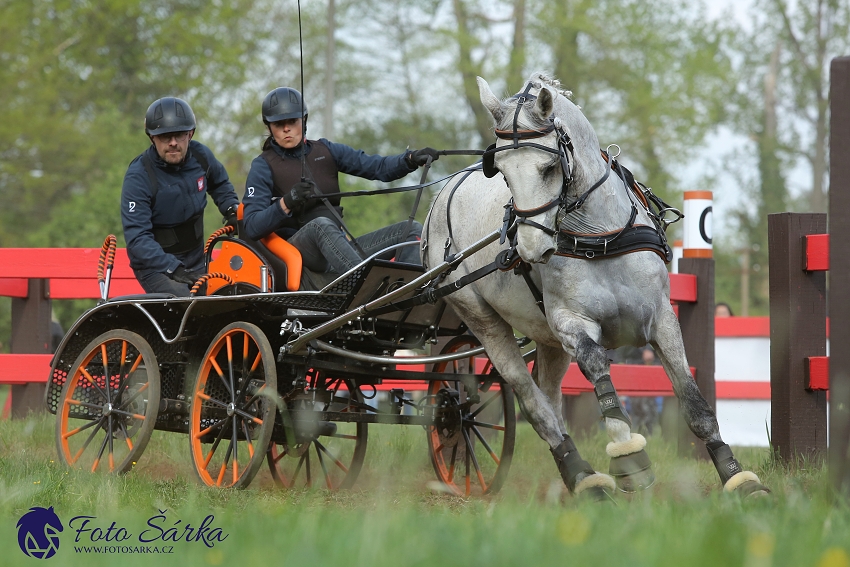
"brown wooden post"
829,57,850,494
768,213,827,463
677,258,715,458
10,279,52,417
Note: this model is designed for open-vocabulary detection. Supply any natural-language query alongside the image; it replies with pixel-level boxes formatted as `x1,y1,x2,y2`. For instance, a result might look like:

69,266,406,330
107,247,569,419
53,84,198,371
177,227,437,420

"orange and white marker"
683,191,712,258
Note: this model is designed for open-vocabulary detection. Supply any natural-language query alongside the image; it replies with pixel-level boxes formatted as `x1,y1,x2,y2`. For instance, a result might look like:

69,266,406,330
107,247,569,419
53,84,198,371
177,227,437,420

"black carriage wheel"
189,322,276,488
426,335,516,496
55,330,160,474
267,377,368,490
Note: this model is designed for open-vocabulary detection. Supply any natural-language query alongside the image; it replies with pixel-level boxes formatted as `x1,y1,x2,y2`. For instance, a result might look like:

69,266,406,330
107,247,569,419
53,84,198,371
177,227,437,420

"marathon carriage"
45,201,519,495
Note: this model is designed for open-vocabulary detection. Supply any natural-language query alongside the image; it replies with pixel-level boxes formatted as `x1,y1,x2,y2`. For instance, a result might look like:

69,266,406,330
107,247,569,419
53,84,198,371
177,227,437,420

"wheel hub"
102,402,114,416
226,402,236,416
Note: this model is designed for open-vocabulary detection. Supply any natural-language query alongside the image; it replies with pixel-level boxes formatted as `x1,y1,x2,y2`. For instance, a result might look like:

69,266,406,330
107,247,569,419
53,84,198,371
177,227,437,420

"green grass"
1,413,849,567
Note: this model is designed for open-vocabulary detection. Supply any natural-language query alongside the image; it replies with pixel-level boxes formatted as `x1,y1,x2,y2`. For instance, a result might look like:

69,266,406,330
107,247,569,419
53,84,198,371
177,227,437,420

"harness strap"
369,248,519,316
516,261,545,314
443,168,478,261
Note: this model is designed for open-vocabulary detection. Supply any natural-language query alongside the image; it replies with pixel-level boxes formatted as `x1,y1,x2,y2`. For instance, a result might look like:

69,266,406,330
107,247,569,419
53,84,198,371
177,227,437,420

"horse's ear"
535,87,554,119
477,77,504,122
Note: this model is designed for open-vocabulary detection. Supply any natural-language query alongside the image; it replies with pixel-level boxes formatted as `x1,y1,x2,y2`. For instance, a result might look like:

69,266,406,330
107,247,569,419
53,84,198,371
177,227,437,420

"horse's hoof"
579,485,617,504
607,434,654,493
574,472,617,503
724,471,771,498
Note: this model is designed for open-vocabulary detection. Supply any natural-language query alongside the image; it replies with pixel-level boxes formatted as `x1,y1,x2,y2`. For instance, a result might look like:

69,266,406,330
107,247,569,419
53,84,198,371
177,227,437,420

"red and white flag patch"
196,176,205,192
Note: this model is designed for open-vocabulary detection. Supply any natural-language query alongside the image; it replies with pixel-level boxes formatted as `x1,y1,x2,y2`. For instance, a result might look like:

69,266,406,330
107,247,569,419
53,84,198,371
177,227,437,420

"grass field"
1,412,848,567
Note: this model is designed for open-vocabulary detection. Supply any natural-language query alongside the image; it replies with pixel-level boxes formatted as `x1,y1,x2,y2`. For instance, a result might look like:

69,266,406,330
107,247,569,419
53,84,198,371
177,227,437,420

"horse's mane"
495,72,574,132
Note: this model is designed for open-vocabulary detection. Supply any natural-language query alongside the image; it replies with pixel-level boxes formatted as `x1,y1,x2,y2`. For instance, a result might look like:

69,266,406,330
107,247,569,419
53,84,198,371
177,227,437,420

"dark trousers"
287,218,422,274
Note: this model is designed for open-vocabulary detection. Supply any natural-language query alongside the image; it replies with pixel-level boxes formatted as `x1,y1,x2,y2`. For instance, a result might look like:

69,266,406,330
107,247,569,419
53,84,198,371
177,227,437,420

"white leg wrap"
723,470,761,492
606,433,647,458
574,472,616,495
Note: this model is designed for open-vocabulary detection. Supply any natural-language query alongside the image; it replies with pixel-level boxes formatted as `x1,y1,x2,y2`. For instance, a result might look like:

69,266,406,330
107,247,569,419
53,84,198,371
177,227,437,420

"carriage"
46,207,518,495
46,72,769,500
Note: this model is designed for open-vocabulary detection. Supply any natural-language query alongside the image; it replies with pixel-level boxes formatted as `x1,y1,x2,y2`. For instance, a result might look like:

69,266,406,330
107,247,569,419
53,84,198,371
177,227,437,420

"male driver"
121,97,239,295
242,87,437,282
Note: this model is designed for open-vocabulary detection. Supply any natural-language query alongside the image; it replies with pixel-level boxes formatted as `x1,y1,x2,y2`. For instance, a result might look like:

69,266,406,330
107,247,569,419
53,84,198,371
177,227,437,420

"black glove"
171,266,204,286
223,204,238,227
406,147,440,167
282,181,316,214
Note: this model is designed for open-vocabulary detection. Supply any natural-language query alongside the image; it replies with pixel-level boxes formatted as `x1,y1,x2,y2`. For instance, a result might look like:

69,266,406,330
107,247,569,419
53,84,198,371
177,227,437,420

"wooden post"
10,279,51,417
829,57,850,494
677,258,715,458
768,213,827,463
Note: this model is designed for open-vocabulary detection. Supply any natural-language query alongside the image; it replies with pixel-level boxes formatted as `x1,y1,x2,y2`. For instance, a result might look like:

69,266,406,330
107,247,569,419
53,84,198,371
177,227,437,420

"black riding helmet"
262,87,308,124
145,97,196,136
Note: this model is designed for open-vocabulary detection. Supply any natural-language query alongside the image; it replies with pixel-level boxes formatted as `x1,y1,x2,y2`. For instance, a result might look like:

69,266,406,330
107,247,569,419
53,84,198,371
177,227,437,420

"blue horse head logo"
16,506,63,559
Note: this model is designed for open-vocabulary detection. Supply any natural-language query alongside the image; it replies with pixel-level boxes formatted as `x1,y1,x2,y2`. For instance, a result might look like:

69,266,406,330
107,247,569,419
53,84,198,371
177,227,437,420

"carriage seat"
237,204,303,291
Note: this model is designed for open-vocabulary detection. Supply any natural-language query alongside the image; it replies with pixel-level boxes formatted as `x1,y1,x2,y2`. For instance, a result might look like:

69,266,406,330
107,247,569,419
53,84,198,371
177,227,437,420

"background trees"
1,0,846,343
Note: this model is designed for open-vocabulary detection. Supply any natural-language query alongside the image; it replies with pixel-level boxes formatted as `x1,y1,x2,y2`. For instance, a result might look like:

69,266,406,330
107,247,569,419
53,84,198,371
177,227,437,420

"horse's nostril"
541,248,555,264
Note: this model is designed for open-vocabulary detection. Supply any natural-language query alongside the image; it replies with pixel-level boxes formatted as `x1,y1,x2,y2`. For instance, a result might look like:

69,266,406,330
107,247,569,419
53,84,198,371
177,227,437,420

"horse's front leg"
652,307,770,497
552,319,655,493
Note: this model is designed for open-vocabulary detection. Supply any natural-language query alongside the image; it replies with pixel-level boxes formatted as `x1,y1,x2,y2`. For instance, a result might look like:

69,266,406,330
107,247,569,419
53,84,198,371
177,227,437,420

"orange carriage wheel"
426,336,516,497
55,330,160,474
267,377,368,490
189,322,276,488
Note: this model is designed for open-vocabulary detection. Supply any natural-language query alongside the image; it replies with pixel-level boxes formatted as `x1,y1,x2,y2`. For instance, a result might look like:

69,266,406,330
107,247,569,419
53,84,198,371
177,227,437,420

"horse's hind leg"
652,307,769,497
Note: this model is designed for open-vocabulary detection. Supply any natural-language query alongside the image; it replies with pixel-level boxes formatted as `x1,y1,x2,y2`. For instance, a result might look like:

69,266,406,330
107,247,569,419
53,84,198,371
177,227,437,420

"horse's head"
478,73,604,264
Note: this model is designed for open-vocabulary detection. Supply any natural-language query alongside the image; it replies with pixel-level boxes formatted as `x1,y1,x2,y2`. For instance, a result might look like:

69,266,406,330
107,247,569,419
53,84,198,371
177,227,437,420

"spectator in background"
715,302,733,317
625,346,661,435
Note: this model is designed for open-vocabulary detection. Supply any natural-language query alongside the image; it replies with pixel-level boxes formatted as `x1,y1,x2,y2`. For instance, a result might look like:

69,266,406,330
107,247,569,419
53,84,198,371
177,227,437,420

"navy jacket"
121,140,239,276
242,138,415,241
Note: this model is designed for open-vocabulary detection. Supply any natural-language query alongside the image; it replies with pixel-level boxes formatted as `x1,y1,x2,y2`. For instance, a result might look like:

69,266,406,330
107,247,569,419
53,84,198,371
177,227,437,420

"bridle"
483,82,613,241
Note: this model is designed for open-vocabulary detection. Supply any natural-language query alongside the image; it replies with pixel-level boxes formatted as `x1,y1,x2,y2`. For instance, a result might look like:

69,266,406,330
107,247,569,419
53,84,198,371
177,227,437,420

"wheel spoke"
466,421,505,432
470,425,501,465
116,419,134,451
231,416,239,482
61,416,102,440
241,421,255,459
107,415,115,471
225,335,236,400
216,439,234,487
315,439,349,474
463,428,488,492
202,423,230,469
196,392,229,409
196,417,229,439
100,344,112,404
234,408,263,426
447,443,458,483
91,428,110,472
118,381,150,410
291,450,308,485
65,399,105,412
69,416,107,464
208,357,233,398
329,433,359,441
315,443,333,489
110,407,146,421
79,368,109,402
469,391,502,419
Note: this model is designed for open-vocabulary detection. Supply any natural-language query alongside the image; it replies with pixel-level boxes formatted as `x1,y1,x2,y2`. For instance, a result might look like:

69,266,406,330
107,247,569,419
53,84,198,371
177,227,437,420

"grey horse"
421,72,769,500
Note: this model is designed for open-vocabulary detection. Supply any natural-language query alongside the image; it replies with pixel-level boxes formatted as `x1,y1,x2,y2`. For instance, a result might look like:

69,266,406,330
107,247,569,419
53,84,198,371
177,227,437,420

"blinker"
482,143,499,178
